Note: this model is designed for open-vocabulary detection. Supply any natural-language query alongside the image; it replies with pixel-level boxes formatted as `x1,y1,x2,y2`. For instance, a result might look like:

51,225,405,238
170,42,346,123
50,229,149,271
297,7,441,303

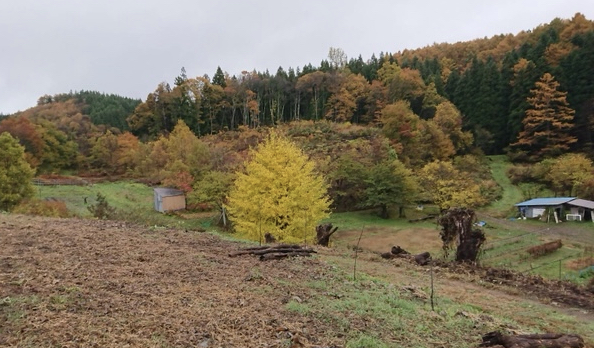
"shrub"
506,164,534,184
87,193,117,219
526,239,562,257
13,199,71,218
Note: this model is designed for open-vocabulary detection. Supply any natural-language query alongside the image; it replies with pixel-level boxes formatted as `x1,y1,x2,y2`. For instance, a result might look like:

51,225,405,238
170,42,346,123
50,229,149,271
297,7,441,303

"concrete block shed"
153,188,186,213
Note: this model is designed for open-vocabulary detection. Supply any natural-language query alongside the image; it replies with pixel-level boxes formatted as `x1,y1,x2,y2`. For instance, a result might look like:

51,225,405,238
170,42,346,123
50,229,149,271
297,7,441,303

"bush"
87,193,117,219
507,164,534,184
13,199,71,218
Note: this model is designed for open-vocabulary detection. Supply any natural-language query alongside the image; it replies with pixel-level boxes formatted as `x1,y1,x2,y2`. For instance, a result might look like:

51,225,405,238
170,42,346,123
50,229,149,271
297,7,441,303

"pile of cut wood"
228,244,316,261
380,245,432,266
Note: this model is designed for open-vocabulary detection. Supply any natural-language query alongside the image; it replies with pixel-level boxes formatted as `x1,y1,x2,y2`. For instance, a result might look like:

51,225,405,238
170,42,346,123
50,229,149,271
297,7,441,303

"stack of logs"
381,245,432,266
228,244,316,261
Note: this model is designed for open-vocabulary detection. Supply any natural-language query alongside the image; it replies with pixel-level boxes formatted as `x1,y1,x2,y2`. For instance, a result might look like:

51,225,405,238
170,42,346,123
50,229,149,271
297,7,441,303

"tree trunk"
316,223,338,247
479,331,584,348
399,206,406,218
379,204,389,219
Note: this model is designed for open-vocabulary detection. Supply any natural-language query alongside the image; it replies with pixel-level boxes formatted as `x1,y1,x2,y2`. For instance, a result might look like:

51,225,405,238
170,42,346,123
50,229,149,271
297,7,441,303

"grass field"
31,173,594,284
481,155,524,218
35,181,212,230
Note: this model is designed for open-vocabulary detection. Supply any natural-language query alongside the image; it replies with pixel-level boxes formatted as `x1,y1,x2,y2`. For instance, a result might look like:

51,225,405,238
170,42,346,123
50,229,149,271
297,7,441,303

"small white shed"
153,188,186,213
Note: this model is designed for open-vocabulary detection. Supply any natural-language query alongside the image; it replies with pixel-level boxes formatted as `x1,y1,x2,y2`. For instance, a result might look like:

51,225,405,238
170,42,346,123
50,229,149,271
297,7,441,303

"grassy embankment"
35,181,212,231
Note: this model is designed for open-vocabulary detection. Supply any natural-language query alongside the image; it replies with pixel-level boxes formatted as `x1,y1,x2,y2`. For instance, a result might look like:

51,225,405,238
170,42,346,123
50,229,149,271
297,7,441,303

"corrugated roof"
566,198,594,209
515,197,575,206
154,187,185,196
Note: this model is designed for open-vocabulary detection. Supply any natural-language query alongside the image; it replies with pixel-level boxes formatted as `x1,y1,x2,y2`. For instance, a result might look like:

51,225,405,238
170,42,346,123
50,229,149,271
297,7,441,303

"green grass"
326,208,438,231
276,259,594,348
35,181,212,230
482,155,525,217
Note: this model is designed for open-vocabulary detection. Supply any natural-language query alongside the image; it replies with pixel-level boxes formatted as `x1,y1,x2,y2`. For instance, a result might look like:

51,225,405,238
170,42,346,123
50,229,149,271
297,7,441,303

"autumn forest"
2,13,594,214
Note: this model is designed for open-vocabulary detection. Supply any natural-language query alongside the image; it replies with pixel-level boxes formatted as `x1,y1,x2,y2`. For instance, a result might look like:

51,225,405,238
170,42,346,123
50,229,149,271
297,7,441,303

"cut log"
381,252,398,259
479,331,584,348
229,244,316,258
316,223,339,247
259,251,315,261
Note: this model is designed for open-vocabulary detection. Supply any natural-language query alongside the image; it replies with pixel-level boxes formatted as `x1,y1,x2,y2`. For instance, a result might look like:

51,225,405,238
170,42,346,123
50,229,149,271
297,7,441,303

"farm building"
153,188,186,213
515,197,575,221
515,197,594,222
565,198,594,222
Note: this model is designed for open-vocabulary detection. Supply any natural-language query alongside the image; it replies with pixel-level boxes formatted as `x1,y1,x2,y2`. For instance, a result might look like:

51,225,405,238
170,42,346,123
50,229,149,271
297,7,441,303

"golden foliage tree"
545,153,594,196
226,132,331,243
0,133,35,211
512,73,576,161
418,160,484,210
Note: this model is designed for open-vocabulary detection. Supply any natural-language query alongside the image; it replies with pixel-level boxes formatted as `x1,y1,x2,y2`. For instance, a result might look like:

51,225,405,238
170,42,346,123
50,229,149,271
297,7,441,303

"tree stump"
316,223,338,247
414,252,432,266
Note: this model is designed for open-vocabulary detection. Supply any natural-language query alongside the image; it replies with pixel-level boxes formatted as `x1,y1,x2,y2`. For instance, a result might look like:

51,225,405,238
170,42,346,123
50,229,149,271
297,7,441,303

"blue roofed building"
515,197,594,222
515,197,575,221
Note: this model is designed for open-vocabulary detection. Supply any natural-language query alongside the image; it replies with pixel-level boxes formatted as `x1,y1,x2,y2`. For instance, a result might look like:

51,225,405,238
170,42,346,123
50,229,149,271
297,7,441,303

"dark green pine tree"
171,68,200,134
506,58,541,148
474,57,508,154
212,66,227,88
557,31,594,152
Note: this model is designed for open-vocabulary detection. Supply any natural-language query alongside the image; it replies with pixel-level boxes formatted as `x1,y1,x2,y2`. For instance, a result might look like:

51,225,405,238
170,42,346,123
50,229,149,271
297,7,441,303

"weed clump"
87,193,117,219
13,199,71,218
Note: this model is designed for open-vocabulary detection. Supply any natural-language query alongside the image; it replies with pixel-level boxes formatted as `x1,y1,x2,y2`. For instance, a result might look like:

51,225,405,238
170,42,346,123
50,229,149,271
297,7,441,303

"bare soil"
335,226,443,254
1,214,593,347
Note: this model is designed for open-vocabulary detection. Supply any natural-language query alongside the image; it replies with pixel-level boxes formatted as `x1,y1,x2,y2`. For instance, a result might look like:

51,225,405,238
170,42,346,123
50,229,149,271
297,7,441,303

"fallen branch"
479,331,584,348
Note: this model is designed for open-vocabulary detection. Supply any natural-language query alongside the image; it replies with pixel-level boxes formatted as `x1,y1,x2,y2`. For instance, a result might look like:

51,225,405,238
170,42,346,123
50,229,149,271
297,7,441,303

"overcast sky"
1,0,593,114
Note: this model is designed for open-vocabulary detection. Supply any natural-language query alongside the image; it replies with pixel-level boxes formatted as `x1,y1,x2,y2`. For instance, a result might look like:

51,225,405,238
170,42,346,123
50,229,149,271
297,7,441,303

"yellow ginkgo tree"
226,132,331,244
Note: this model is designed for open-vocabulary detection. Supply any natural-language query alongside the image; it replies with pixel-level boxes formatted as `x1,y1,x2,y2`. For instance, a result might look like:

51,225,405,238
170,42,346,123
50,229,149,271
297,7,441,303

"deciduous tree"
226,132,331,243
512,73,576,161
418,160,484,210
545,153,594,196
0,133,35,211
360,158,418,219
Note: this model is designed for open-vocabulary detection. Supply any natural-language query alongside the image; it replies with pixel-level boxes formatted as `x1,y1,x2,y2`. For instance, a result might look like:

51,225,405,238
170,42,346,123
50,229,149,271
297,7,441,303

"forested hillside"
124,13,594,155
3,13,594,214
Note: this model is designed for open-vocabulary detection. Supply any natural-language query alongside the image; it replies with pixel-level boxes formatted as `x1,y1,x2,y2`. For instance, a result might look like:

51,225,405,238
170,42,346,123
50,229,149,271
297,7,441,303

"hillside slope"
1,214,592,347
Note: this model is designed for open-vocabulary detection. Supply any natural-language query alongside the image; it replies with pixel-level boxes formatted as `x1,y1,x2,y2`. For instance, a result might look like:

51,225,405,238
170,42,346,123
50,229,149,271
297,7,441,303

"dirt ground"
1,214,593,347
334,226,443,254
1,215,339,347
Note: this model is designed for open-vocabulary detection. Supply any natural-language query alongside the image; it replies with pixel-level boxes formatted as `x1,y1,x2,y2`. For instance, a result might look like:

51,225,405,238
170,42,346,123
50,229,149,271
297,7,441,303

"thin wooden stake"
430,260,435,311
353,226,364,281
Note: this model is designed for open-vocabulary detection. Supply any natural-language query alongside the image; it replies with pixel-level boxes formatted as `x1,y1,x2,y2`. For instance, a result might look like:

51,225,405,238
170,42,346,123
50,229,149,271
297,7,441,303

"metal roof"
566,198,594,209
154,187,185,197
515,197,575,207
